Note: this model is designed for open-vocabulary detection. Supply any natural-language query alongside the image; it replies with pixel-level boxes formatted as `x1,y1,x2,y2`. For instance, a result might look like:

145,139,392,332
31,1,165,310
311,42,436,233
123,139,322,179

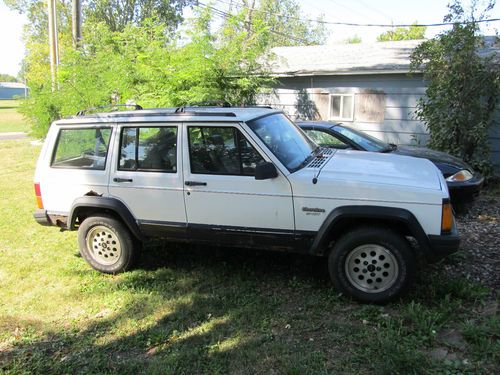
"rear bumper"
427,223,460,261
33,209,52,226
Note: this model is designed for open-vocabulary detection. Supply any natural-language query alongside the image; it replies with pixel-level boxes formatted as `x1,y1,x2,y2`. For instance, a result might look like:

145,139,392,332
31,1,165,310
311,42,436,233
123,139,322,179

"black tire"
328,227,416,304
77,215,136,274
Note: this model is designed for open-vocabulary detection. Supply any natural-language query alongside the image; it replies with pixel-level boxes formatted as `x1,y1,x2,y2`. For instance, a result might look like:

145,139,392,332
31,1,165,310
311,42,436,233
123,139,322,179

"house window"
329,94,354,121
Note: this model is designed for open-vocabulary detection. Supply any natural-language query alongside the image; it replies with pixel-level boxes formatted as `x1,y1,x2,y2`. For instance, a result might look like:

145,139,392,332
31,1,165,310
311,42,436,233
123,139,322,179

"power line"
207,0,500,28
201,2,311,44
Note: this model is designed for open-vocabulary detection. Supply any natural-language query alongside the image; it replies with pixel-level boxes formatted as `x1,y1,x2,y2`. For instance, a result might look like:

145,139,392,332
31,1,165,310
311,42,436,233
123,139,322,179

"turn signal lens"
446,170,473,182
441,201,453,233
34,183,44,209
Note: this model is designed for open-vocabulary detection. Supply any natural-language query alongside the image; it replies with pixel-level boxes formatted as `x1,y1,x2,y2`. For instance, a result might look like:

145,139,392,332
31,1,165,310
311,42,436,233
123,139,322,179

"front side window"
247,113,317,172
188,127,265,175
52,128,112,170
119,127,177,172
329,94,354,121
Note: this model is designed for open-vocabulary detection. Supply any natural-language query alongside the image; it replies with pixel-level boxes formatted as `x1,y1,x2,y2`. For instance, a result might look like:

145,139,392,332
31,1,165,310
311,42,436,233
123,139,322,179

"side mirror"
255,162,278,180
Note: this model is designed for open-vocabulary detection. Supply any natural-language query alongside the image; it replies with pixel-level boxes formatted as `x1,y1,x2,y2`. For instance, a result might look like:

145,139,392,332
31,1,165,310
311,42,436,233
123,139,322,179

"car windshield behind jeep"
334,125,390,152
247,114,317,171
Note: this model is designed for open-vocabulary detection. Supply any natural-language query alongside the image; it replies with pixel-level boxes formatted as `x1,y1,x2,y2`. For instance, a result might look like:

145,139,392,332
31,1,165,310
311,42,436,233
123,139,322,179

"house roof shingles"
270,36,499,77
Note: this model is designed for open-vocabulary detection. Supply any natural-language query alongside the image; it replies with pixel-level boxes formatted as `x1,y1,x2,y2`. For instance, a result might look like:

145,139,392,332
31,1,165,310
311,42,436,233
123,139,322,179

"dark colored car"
298,121,484,204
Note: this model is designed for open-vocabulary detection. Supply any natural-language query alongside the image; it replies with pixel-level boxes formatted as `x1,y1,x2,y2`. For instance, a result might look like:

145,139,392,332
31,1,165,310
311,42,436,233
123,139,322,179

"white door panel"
184,174,293,228
108,124,187,223
182,123,294,230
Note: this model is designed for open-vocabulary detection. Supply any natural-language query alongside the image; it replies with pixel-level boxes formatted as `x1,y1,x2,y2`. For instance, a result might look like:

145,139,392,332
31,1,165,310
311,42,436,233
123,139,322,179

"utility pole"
72,0,82,48
47,0,59,91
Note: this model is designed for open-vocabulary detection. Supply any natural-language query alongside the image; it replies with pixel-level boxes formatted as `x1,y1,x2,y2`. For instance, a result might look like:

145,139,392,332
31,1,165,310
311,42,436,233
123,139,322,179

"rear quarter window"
51,127,112,170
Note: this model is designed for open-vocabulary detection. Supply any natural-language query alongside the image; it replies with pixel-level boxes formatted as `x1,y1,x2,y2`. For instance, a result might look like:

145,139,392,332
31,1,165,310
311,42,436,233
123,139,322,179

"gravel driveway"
441,188,500,298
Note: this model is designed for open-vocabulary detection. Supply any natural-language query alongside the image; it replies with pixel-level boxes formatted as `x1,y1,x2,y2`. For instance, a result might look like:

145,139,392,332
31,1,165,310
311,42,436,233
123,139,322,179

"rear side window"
52,128,112,170
119,127,177,172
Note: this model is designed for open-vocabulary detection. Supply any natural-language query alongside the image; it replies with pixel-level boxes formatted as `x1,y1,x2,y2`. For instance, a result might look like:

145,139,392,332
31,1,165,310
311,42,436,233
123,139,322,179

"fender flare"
68,196,142,240
310,205,431,255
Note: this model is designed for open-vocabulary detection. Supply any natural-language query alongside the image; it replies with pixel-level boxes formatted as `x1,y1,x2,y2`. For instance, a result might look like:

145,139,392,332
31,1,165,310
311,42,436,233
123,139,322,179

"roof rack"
176,102,274,111
76,103,143,116
187,101,232,107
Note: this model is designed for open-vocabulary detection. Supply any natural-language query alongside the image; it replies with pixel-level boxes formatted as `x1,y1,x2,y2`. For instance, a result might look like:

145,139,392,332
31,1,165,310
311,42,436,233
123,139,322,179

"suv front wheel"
77,215,136,274
328,227,415,304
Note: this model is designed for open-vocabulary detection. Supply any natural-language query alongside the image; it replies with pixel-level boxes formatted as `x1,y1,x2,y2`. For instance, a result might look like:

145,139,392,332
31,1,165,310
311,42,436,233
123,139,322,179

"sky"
0,0,498,77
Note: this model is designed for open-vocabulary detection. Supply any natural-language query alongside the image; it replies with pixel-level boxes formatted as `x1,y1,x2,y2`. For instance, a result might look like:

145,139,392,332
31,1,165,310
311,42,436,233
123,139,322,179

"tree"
0,74,19,82
232,0,328,47
19,6,275,136
377,23,426,42
345,35,362,44
410,0,499,175
84,0,197,31
14,0,323,137
3,0,195,35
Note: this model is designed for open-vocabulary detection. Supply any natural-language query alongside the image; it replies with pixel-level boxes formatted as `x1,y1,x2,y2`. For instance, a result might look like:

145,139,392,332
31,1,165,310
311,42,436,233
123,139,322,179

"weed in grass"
462,316,500,363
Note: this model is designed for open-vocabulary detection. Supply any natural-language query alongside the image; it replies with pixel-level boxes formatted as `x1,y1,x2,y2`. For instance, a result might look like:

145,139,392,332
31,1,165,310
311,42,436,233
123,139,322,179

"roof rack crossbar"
176,103,273,110
76,103,143,116
79,110,238,118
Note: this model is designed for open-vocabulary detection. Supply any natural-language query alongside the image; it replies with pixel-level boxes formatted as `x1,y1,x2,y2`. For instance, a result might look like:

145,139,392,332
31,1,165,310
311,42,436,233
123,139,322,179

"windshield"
334,125,390,152
247,113,317,171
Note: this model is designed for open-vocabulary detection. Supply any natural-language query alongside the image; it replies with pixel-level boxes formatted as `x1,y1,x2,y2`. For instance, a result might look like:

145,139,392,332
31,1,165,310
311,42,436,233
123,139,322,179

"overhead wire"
200,1,312,44
203,0,500,27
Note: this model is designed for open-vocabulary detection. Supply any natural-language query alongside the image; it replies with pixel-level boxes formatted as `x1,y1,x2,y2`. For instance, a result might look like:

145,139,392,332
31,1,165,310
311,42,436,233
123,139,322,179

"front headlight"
446,170,473,182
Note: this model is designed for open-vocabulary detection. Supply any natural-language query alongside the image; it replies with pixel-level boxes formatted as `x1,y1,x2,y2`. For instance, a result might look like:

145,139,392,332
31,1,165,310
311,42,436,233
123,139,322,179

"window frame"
117,125,178,173
187,125,265,176
328,94,355,122
50,126,112,170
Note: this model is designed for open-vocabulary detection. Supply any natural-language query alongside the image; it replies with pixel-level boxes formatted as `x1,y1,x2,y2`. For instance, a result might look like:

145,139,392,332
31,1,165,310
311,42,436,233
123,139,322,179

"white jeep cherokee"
33,107,459,303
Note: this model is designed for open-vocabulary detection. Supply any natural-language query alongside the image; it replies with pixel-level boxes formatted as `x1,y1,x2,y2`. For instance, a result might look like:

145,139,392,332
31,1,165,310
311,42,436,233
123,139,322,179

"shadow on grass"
1,242,492,374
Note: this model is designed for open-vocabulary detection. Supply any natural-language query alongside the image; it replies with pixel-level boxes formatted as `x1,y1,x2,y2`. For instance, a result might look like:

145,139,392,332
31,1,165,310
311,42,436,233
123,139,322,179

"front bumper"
448,173,484,202
427,223,460,261
33,209,52,226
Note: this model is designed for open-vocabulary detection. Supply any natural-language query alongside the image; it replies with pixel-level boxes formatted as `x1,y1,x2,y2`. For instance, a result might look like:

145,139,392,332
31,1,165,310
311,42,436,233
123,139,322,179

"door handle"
113,177,133,183
185,181,207,186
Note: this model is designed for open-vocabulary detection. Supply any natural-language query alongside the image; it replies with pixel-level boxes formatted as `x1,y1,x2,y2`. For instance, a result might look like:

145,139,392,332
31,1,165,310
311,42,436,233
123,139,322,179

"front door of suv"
182,123,294,247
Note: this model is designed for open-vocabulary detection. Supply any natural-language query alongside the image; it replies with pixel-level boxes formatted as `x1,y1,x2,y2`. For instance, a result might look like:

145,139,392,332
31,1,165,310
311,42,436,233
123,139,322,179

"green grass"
0,100,29,133
0,139,498,374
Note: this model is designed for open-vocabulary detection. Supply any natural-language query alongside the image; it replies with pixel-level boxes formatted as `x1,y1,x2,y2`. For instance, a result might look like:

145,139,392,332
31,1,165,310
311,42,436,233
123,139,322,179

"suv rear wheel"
77,215,136,274
328,227,415,303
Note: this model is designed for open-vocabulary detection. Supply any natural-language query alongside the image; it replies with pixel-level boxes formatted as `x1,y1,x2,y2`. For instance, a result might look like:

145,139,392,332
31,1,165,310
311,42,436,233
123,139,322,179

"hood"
317,150,442,191
392,146,472,172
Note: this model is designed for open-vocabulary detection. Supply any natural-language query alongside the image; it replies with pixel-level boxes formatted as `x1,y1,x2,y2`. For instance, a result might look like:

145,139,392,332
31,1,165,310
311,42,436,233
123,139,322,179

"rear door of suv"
108,123,187,235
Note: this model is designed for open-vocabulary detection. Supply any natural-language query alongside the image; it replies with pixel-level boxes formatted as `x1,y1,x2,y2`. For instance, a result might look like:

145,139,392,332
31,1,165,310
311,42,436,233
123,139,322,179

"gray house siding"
258,74,429,145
